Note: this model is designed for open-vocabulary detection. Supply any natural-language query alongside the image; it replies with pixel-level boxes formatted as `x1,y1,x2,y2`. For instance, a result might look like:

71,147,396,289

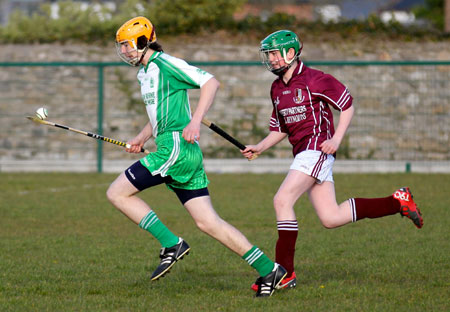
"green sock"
139,211,179,248
242,246,275,277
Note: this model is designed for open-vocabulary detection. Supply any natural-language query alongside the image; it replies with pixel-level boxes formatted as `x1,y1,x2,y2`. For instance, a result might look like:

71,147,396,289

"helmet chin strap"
272,50,298,76
134,29,155,67
272,66,289,76
135,46,149,66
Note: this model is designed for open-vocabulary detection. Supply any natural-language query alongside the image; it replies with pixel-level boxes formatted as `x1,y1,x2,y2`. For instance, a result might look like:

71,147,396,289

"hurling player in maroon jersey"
241,30,424,292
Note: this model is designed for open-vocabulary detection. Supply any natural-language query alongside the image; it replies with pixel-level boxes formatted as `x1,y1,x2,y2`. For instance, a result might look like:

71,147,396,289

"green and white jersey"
136,51,212,190
137,51,213,138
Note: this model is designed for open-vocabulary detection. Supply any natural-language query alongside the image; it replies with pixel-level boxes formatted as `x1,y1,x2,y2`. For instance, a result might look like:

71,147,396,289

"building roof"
380,0,425,11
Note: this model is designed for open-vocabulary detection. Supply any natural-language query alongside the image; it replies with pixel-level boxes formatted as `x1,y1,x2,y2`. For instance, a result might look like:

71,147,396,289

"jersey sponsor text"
279,105,306,117
285,113,307,124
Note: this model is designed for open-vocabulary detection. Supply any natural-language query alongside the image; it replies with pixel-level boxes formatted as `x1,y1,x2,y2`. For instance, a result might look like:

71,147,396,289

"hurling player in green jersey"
106,16,287,297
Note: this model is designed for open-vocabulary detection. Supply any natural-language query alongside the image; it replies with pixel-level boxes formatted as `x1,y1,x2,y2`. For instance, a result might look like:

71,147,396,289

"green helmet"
260,30,302,76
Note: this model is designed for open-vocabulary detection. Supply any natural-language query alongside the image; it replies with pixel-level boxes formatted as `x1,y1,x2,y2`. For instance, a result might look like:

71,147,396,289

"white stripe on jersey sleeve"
336,88,351,108
311,88,351,111
270,117,280,127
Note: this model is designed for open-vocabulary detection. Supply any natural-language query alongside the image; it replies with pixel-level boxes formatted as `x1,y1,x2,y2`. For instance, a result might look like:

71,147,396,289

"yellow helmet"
115,16,156,66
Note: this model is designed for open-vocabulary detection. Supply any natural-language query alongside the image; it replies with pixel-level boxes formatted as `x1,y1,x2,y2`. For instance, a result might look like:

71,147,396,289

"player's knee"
194,219,212,234
273,194,292,214
321,222,336,229
106,184,119,206
318,216,339,229
194,216,221,235
273,194,285,210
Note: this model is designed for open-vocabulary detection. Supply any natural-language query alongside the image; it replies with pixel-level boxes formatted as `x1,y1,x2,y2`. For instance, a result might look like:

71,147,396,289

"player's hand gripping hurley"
26,115,150,154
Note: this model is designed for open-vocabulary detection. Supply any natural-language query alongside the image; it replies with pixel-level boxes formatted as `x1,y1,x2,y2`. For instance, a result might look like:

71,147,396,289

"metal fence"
0,60,449,173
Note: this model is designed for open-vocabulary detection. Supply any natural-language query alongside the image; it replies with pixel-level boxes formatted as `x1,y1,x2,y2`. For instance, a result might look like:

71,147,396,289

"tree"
445,0,450,32
413,0,444,30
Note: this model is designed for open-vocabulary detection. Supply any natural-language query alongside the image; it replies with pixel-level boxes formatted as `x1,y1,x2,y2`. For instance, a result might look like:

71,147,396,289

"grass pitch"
0,172,448,311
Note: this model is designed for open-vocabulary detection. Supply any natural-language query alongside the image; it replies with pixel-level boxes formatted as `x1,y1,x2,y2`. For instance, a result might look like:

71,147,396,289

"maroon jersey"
269,61,353,157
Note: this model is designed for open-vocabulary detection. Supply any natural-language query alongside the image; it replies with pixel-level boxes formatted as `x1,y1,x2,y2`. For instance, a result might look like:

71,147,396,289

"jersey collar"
143,51,163,72
279,60,304,85
295,60,304,76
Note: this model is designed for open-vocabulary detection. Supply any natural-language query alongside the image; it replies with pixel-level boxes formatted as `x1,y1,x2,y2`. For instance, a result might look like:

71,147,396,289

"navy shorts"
124,160,209,205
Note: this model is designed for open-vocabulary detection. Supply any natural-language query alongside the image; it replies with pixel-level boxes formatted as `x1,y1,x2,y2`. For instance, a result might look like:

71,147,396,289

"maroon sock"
275,220,298,276
349,196,401,221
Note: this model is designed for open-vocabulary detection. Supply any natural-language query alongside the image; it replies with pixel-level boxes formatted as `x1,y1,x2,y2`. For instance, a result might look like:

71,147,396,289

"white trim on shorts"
152,132,180,177
290,150,335,184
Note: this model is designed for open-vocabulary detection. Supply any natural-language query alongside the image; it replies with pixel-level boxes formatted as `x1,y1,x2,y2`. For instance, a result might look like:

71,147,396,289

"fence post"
97,64,104,173
405,162,411,173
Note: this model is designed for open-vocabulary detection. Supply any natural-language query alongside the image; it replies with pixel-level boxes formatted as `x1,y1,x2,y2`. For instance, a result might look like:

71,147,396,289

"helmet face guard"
259,48,292,76
115,39,141,66
115,16,156,66
259,30,302,76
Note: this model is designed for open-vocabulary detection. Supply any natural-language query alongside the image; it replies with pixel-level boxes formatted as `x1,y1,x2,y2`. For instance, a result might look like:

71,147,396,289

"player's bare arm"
183,77,220,144
320,106,354,155
241,131,287,159
126,122,152,153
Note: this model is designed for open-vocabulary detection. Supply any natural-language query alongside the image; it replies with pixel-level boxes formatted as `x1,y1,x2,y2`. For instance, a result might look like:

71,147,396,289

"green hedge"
0,0,447,44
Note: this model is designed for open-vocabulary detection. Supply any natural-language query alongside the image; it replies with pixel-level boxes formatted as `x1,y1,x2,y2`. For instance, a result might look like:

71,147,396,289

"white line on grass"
18,183,110,196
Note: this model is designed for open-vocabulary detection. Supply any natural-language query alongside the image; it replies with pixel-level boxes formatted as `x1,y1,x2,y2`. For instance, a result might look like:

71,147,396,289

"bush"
147,0,246,35
0,0,447,44
0,1,118,44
